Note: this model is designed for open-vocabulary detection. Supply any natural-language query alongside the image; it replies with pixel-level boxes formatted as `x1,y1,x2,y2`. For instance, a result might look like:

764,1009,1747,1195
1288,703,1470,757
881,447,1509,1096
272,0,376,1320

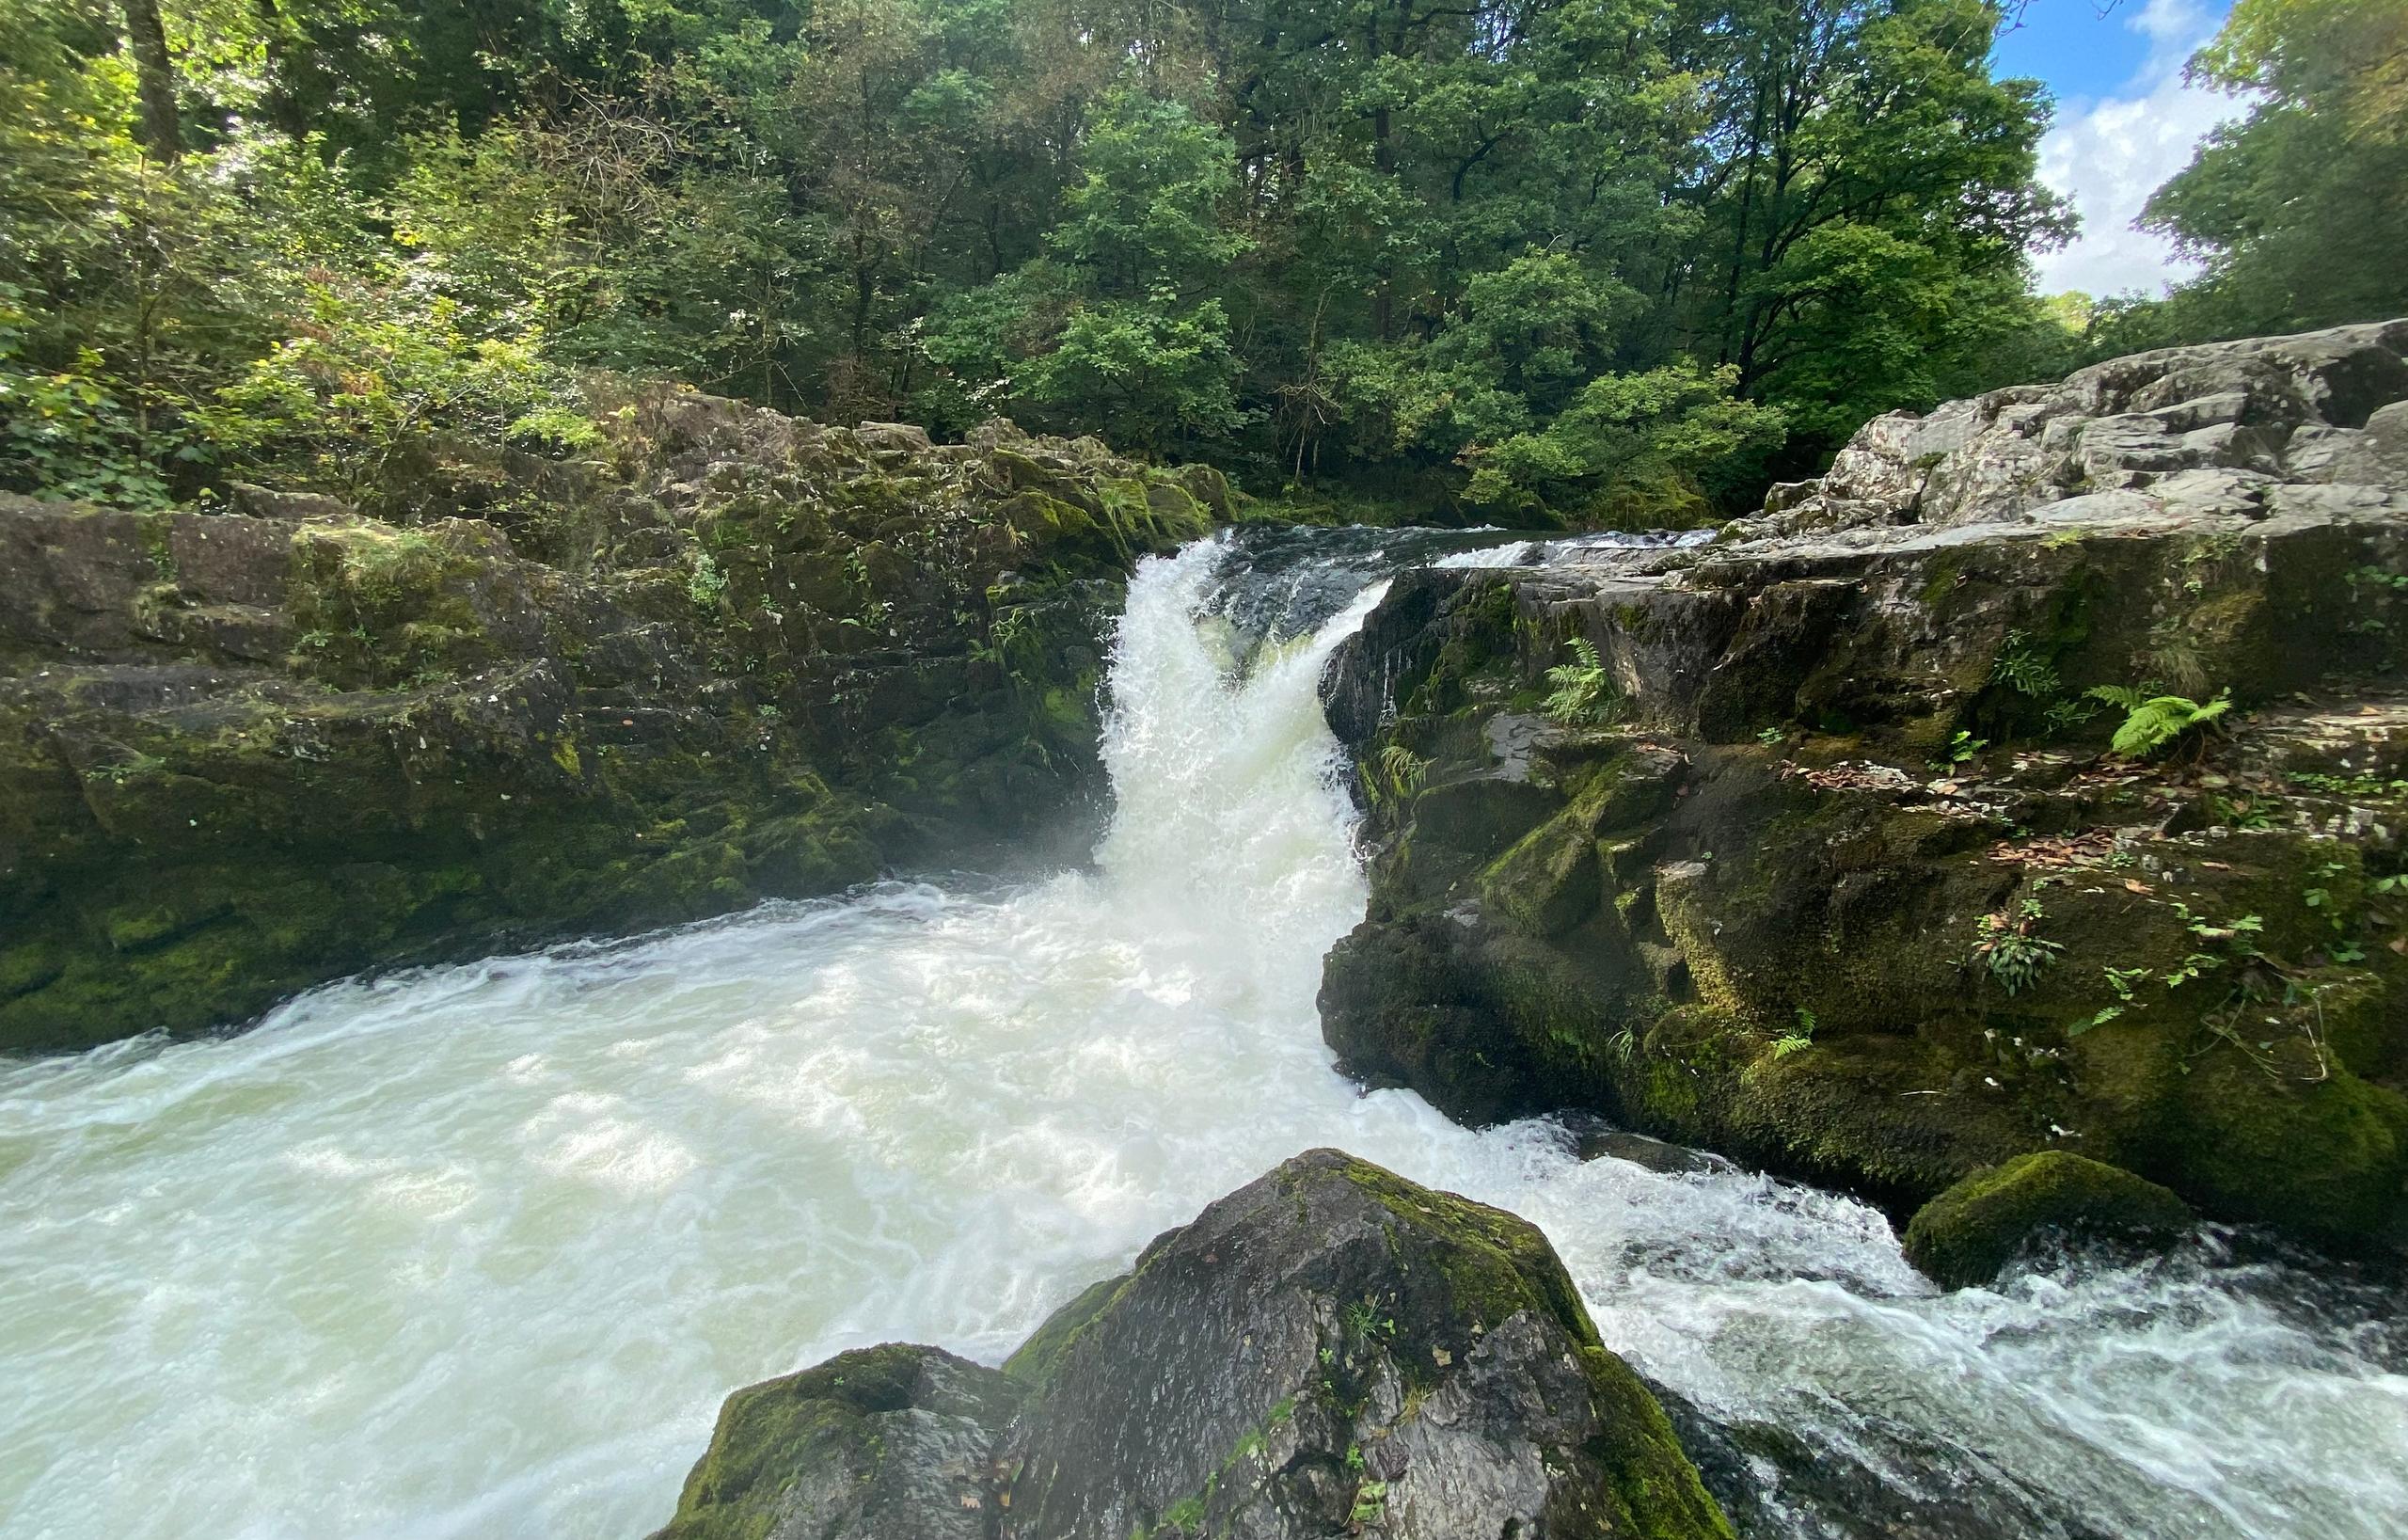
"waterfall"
2,533,2400,1540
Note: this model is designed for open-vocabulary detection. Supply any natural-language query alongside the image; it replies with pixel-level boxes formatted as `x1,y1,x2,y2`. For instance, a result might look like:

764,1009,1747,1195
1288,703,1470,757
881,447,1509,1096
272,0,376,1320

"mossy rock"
653,1152,1731,1540
2,391,1218,1052
1000,1272,1124,1392
996,1148,1733,1540
1902,1151,2192,1289
649,1343,1020,1540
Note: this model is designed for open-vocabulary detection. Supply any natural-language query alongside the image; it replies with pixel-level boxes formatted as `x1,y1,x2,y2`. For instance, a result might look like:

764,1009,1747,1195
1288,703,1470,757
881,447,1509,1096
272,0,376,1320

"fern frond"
2085,683,2148,711
2105,691,2231,759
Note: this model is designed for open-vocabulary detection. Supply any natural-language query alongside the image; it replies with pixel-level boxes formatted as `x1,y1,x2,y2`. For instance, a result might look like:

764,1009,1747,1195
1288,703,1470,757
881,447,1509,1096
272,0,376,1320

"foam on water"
2,535,2401,1540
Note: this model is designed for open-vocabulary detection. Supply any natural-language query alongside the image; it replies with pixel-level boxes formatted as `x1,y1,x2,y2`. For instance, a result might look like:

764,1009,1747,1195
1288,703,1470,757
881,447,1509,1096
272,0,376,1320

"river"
3,532,2402,1539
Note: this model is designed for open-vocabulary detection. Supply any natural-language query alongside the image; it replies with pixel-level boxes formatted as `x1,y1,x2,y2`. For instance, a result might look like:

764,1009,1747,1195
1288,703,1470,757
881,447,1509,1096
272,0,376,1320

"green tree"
2142,0,2408,337
1671,0,2070,453
923,85,1249,452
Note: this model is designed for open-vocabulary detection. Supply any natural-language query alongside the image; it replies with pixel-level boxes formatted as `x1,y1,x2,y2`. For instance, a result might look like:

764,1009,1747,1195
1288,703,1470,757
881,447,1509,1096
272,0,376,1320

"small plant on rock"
1990,628,2061,699
2087,684,2230,760
1971,899,2062,993
1929,729,1987,770
687,551,731,612
1370,743,1428,804
1770,1006,1817,1059
1543,636,1614,724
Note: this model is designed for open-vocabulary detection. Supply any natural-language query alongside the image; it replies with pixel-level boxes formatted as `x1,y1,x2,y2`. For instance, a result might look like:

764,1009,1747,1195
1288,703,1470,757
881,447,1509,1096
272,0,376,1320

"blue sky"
1988,0,2248,295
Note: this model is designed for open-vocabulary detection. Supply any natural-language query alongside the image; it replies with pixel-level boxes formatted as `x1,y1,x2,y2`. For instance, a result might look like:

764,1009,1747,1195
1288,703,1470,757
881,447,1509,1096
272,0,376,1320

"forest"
3,0,2403,526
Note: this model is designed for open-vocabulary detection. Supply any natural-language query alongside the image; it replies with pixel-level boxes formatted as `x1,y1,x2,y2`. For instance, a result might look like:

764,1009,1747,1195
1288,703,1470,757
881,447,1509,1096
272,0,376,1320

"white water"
4,535,2404,1540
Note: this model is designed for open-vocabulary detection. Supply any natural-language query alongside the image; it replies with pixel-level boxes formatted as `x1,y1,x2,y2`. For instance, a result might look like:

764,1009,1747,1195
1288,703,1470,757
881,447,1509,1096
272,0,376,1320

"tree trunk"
124,0,180,161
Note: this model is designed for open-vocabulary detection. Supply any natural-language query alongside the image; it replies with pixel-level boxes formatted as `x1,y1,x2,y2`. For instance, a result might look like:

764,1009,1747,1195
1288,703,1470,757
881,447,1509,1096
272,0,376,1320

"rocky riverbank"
0,389,1221,1051
1319,320,2408,1262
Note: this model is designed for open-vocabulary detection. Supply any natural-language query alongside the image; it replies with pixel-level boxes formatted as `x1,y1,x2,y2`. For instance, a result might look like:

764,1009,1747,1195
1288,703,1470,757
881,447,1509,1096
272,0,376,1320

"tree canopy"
2136,0,2408,342
4,0,2372,525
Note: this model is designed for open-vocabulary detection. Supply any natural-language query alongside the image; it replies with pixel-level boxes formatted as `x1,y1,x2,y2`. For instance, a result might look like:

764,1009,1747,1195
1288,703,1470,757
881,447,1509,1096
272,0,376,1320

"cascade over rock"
0,389,1220,1051
649,1149,1732,1540
1319,321,2408,1260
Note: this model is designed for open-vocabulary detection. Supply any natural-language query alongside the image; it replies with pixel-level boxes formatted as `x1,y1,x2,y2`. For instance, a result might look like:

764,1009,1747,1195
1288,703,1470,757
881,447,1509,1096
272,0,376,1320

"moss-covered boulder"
0,390,1221,1052
648,1344,1018,1540
1317,321,2408,1258
648,1151,1734,1540
1902,1151,2194,1289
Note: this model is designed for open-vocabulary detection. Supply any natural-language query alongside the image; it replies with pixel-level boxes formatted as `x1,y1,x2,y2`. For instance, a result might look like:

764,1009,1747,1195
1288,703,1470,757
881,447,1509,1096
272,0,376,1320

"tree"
1669,0,2070,455
2141,0,2408,337
121,0,178,160
923,85,1251,452
0,0,2103,515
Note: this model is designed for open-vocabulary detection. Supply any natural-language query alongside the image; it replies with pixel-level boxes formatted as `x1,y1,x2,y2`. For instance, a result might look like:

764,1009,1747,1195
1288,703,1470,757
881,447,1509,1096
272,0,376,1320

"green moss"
1478,812,1602,938
1337,1159,1597,1352
1576,1345,1740,1540
1903,1151,2192,1289
1002,1273,1126,1390
2168,1057,2408,1246
654,1345,941,1540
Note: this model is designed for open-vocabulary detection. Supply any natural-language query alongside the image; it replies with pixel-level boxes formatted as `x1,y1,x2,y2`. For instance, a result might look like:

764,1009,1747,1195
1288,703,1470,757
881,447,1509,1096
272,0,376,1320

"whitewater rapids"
2,535,2401,1539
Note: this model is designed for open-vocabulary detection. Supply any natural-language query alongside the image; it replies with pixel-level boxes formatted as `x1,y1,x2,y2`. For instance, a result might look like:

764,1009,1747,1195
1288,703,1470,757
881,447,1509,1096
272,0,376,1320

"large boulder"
1317,322,2408,1255
648,1150,1735,1540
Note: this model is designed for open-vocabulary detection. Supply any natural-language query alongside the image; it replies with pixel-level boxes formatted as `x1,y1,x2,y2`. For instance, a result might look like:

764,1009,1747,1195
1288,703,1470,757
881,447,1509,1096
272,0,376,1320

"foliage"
1929,729,1987,770
0,0,2089,514
2131,0,2408,341
1370,743,1429,806
210,282,595,501
1971,899,2062,994
1989,628,2061,699
1542,637,1615,725
2,0,2382,511
1464,361,1786,527
2086,687,2233,761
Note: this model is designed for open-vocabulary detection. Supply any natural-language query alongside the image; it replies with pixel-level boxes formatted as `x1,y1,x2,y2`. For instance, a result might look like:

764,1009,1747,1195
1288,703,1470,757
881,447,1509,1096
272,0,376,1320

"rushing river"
3,534,2404,1540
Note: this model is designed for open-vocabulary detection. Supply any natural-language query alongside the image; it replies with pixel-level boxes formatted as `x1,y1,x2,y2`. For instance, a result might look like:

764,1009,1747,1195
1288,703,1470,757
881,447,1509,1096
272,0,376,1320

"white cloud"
2030,0,2252,297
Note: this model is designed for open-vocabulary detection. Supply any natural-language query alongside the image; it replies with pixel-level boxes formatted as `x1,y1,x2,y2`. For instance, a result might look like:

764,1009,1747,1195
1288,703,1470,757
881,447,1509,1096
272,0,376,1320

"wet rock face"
1319,322,2408,1255
650,1151,1735,1540
0,393,1217,1051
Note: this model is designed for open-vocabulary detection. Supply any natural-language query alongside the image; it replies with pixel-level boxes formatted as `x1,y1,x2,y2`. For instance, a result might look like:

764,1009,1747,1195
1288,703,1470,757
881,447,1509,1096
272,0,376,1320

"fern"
2085,682,2148,712
2086,686,2230,759
1989,628,2060,698
1543,637,1614,724
1971,901,2063,993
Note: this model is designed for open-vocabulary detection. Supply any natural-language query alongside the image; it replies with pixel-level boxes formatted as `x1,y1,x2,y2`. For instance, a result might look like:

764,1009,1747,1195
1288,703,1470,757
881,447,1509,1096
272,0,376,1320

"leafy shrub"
208,281,596,501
